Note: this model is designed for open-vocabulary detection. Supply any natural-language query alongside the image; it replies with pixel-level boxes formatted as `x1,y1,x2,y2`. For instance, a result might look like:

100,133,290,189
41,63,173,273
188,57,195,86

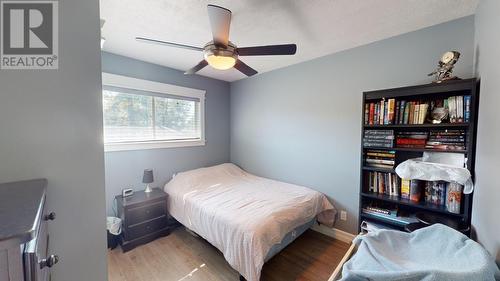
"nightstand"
115,188,177,252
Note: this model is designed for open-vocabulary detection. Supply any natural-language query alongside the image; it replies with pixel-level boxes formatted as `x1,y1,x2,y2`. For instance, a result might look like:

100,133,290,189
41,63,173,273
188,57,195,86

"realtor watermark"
0,0,58,69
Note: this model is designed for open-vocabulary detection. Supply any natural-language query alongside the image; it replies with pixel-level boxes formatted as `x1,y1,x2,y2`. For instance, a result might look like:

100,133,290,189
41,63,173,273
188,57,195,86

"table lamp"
142,169,154,193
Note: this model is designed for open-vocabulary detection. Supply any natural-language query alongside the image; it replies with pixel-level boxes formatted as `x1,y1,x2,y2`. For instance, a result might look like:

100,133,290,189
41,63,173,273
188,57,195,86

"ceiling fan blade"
234,59,258,77
184,60,208,75
207,4,231,46
237,44,297,56
136,37,204,51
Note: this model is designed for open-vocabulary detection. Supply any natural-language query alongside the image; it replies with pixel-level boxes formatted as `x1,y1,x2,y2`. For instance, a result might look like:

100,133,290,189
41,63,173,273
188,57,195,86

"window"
102,73,205,151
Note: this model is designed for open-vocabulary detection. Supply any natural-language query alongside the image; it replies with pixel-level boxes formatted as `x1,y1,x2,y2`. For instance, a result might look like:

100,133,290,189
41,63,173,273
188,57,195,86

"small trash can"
107,216,122,249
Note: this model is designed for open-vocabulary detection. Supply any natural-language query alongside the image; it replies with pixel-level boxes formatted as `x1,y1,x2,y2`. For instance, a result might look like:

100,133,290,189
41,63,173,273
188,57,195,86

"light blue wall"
473,0,500,265
102,52,230,215
230,16,475,233
0,1,106,280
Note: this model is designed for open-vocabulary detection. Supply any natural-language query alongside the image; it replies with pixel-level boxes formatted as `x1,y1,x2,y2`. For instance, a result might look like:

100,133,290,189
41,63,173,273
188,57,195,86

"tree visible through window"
103,89,200,143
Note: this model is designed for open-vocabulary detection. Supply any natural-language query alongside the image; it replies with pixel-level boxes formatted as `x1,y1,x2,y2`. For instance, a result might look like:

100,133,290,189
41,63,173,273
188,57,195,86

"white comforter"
164,163,336,281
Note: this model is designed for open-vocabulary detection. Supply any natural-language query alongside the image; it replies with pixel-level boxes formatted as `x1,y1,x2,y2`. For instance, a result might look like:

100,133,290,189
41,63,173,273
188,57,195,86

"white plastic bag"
107,216,122,235
395,158,473,194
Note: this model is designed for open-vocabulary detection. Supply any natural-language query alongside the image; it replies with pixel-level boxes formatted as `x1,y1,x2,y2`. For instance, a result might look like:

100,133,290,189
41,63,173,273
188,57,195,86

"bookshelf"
358,78,479,236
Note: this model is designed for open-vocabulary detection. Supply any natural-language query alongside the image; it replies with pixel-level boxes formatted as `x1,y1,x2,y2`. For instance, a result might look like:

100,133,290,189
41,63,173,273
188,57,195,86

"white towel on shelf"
395,158,474,194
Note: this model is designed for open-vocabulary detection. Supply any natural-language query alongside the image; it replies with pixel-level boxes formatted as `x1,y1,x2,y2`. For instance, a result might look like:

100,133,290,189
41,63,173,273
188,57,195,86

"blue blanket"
340,224,500,281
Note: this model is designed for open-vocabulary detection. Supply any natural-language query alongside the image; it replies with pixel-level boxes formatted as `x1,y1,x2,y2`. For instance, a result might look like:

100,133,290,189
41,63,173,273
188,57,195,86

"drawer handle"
44,212,56,221
40,255,59,269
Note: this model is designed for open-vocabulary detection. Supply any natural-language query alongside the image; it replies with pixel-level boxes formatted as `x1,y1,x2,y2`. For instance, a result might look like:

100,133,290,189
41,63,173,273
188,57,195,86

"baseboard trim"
311,224,356,244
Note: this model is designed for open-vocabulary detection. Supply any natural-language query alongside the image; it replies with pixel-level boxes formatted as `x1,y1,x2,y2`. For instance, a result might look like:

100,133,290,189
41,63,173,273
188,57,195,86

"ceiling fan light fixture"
136,5,297,76
206,54,236,70
203,42,237,70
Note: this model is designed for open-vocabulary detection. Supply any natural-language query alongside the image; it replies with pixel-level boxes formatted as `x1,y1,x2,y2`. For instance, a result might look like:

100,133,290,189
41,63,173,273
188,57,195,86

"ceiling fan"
136,4,297,77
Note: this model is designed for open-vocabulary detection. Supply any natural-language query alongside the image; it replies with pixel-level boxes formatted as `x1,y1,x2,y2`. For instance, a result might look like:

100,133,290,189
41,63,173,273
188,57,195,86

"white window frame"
102,73,206,152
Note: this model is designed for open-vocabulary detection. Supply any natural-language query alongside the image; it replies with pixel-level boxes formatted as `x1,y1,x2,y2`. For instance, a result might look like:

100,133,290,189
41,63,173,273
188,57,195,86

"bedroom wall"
102,52,230,215
473,0,500,265
0,1,106,280
230,16,475,234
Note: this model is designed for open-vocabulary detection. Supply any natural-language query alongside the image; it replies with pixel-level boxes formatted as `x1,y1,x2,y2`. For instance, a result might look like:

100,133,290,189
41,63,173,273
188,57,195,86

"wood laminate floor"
108,227,350,281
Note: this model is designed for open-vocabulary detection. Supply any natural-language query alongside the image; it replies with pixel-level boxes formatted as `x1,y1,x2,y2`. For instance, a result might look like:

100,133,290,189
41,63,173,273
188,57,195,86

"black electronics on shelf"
358,78,479,236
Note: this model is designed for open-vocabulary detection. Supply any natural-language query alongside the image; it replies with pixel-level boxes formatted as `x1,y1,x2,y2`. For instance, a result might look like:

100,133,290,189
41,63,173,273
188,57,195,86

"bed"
164,163,336,281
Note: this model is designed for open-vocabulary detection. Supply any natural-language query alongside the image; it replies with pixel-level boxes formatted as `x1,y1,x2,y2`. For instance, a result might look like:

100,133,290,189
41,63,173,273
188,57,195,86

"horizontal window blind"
103,85,200,102
103,88,201,143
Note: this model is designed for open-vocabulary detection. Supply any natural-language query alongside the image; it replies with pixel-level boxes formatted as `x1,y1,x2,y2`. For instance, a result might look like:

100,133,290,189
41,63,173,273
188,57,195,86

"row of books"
448,95,471,123
426,130,466,150
364,95,472,125
399,179,463,213
396,131,428,148
366,177,463,213
363,130,394,148
367,171,400,196
364,98,397,125
364,149,395,169
394,130,466,151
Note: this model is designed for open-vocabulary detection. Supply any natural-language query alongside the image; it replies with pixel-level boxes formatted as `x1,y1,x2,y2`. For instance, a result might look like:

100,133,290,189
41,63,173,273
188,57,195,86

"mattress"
164,163,336,281
264,219,315,262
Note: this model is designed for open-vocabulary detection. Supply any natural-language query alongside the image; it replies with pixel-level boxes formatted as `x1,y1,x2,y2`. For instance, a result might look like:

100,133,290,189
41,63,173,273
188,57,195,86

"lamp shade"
142,169,154,184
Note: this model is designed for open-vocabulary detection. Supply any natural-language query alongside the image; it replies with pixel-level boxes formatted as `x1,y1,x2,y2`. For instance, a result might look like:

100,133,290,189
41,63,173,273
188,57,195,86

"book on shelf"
361,207,419,225
363,130,394,148
367,171,399,196
401,179,410,199
424,181,447,206
366,159,395,165
388,98,395,125
457,96,464,123
363,95,471,125
362,206,396,217
426,129,466,150
364,206,396,216
380,100,385,124
410,102,416,124
409,179,423,202
449,96,456,123
403,102,410,124
464,96,471,122
396,131,428,148
365,149,395,169
395,100,400,125
398,100,406,124
446,182,463,214
364,103,369,125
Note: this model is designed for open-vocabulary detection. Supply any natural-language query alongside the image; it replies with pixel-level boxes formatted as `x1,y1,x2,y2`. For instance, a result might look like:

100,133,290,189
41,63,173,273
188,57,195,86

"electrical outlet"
340,210,347,221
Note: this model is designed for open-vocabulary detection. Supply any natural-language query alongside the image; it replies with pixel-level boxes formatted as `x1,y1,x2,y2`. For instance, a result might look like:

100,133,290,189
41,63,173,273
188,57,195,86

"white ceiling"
100,0,479,82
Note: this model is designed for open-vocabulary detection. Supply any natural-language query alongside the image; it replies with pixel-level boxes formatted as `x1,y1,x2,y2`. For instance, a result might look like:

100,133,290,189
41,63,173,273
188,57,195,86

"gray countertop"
0,179,47,249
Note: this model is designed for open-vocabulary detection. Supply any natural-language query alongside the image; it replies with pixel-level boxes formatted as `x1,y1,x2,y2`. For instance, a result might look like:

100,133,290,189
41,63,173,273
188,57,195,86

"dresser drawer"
25,219,49,281
125,201,166,226
125,216,167,240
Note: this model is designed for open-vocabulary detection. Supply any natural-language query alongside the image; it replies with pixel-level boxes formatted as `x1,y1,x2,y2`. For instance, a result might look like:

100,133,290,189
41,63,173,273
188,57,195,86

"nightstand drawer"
125,216,167,240
126,201,166,226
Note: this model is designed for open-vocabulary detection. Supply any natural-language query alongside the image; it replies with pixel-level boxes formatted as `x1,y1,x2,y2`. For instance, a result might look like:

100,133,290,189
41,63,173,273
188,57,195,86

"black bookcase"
358,78,479,236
